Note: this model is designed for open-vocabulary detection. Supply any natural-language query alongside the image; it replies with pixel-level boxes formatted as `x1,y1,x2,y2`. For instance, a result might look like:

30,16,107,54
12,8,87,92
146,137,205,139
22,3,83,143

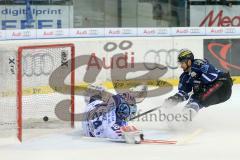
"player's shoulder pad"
192,59,207,67
193,59,210,73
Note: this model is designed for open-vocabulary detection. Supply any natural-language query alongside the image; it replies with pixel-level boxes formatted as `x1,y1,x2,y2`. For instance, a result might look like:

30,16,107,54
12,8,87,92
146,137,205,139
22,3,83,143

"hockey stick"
177,128,203,145
130,105,164,121
141,139,177,144
140,128,203,145
108,137,177,145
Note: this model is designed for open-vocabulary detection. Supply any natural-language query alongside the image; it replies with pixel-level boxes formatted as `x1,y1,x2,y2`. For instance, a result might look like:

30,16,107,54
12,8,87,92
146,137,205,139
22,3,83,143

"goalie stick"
120,126,177,145
140,128,203,145
80,128,202,145
141,139,177,144
107,137,177,145
82,132,202,145
120,129,202,145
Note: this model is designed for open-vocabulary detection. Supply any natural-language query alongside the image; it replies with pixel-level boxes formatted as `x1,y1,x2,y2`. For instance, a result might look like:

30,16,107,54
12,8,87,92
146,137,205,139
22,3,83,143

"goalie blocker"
120,126,143,144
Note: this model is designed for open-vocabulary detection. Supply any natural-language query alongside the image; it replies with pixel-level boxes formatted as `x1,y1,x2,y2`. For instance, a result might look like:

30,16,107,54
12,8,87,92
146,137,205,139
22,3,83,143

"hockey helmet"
177,49,194,62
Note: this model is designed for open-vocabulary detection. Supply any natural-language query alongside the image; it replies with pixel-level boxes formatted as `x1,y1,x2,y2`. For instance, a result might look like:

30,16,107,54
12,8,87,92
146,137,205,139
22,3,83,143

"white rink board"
0,36,206,83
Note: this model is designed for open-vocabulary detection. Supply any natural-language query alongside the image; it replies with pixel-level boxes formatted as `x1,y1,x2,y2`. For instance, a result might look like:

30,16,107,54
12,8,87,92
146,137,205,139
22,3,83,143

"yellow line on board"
1,76,239,97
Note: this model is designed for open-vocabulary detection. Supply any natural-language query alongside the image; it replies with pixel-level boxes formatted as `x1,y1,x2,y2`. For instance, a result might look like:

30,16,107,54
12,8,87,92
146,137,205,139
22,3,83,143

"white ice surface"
0,85,239,160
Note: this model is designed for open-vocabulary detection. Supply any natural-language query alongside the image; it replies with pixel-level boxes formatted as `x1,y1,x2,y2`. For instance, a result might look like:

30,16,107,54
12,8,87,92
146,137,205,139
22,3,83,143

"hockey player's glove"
164,93,184,107
193,80,207,94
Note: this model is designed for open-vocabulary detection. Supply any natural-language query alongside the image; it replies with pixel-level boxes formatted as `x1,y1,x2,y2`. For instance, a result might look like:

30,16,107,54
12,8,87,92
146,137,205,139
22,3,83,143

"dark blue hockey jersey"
177,59,224,100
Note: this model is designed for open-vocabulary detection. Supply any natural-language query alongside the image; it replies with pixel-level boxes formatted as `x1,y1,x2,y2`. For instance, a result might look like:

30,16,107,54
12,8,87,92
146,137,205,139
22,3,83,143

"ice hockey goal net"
0,43,75,142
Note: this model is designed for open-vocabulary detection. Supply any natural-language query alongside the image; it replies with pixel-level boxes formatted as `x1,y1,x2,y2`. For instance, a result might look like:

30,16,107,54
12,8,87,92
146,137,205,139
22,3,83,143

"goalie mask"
116,102,137,121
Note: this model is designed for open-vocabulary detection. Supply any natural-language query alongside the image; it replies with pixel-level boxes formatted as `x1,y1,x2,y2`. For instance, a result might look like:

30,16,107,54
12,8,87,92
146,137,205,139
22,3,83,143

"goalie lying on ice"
82,86,146,143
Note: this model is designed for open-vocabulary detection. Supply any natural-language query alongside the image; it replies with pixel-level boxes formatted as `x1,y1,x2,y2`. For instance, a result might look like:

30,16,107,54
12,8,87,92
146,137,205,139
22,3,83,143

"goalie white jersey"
82,98,128,139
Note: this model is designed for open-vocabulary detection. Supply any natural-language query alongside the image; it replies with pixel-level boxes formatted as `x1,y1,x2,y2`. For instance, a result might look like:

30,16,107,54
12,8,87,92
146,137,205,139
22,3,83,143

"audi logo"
144,49,179,70
225,28,236,33
22,31,31,37
104,40,132,52
190,28,201,33
157,29,169,34
89,29,99,35
23,53,55,77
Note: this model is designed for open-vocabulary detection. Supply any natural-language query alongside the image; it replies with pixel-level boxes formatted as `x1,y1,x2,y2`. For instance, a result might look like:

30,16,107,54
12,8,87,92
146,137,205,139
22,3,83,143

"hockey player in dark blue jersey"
165,49,233,115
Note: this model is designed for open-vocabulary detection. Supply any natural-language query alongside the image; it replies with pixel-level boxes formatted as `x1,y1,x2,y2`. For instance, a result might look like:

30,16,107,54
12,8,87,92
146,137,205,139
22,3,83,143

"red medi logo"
200,10,240,27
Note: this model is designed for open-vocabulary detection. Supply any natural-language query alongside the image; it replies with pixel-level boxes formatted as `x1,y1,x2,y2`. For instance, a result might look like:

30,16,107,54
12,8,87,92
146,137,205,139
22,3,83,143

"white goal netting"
0,44,75,141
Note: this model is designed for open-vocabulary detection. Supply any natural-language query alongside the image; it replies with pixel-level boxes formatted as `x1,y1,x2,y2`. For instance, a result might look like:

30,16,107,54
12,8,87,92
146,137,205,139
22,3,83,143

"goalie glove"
120,126,144,144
